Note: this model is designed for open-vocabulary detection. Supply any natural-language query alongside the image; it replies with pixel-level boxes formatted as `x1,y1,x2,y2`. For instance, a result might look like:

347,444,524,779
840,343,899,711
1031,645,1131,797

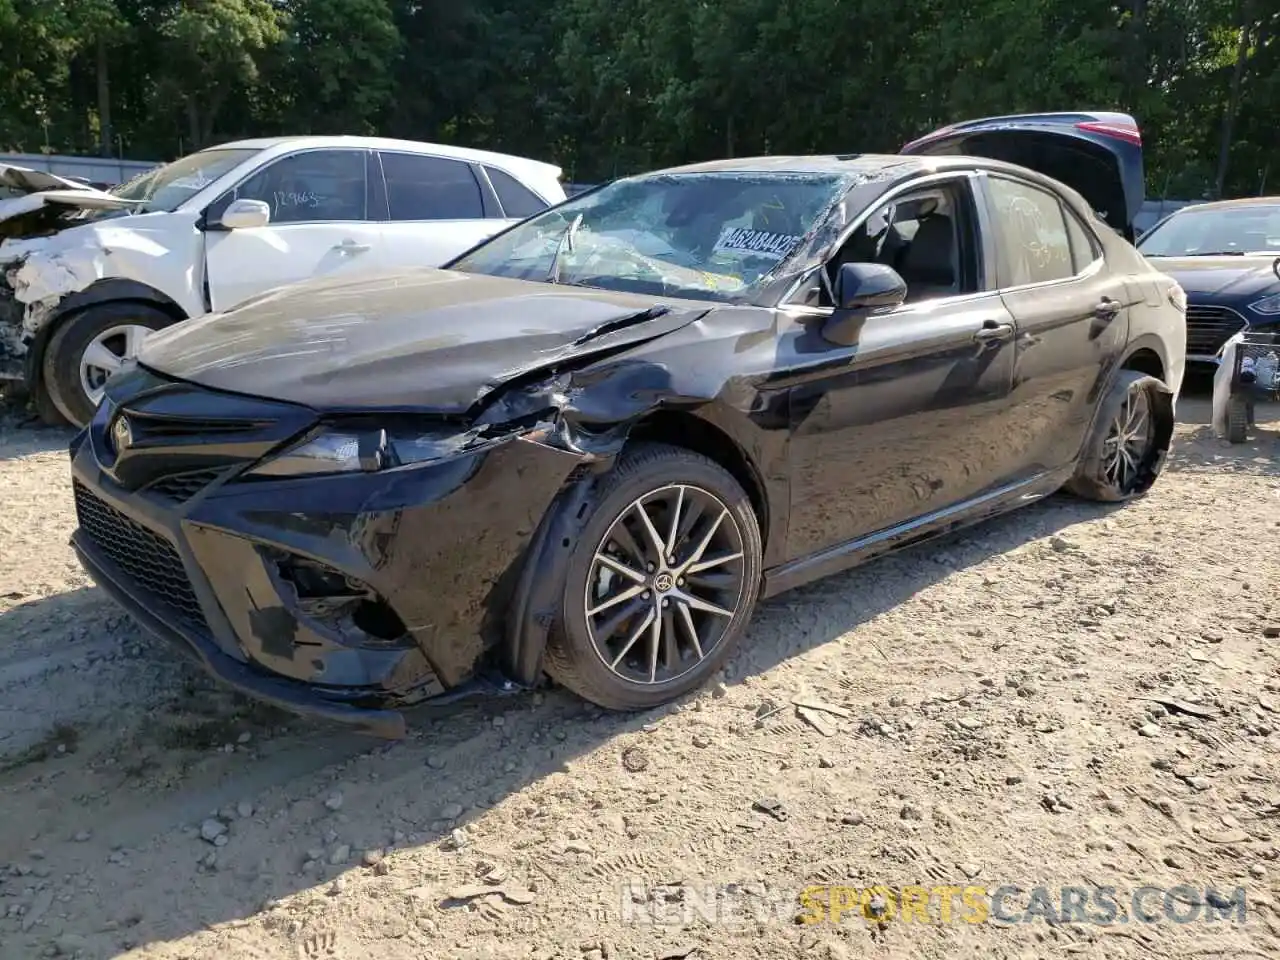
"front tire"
545,443,763,711
31,381,70,427
1065,370,1169,502
43,303,173,427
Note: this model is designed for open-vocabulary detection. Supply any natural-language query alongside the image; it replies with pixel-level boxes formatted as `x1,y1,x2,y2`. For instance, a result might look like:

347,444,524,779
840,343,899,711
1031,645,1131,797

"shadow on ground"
0,397,76,462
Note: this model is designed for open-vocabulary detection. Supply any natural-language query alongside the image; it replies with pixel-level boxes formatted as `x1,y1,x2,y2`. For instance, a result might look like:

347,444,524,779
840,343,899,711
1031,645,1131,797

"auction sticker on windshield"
713,227,803,261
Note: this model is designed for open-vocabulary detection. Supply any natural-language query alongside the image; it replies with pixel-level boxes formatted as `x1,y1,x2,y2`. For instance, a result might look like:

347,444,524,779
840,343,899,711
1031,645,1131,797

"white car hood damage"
0,163,149,359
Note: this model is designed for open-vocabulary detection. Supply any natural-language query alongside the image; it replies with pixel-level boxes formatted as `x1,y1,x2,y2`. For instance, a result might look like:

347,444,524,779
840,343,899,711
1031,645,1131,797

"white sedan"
0,136,565,426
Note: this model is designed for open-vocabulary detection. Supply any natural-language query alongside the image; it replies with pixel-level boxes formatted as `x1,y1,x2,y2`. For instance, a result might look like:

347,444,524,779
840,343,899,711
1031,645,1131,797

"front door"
783,175,1020,560
978,172,1132,474
374,151,510,268
203,148,384,311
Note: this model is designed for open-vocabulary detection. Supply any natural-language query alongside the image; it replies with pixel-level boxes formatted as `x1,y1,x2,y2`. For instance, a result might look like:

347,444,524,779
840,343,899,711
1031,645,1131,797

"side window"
986,177,1074,286
230,150,368,223
1065,208,1102,273
485,166,549,219
379,153,484,221
809,180,979,306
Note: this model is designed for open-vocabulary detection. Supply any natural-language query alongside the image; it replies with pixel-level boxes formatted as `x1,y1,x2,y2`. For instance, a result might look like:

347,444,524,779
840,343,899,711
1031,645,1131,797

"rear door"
901,111,1145,242
976,170,1132,475
374,151,509,268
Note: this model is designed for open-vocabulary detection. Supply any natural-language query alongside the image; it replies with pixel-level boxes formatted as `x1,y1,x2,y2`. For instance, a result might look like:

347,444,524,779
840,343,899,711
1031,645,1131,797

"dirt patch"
0,388,1277,960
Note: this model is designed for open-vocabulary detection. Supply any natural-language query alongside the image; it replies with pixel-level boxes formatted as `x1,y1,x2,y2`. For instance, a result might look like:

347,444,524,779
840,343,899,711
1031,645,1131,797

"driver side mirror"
822,262,908,346
218,198,271,230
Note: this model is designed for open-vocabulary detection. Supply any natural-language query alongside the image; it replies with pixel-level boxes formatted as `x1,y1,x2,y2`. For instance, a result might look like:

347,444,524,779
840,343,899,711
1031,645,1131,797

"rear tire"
43,303,172,427
1065,370,1168,502
545,443,762,711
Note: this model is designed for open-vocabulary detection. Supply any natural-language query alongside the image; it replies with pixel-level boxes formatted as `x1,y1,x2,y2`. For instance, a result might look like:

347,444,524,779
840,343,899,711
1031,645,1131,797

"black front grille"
143,469,226,503
73,481,207,630
1186,305,1247,357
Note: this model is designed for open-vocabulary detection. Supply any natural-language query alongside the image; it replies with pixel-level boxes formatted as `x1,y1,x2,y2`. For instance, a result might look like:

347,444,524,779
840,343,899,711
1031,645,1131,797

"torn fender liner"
135,268,710,413
504,468,604,684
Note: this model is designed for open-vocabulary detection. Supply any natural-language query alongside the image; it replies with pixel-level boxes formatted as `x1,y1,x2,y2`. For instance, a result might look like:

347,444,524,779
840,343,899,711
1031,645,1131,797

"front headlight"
245,421,548,479
247,430,378,478
1249,293,1280,316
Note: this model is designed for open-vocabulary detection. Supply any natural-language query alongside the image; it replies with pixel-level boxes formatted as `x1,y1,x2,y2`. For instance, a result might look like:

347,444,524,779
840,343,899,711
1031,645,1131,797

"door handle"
1094,297,1122,320
334,239,372,254
973,321,1015,343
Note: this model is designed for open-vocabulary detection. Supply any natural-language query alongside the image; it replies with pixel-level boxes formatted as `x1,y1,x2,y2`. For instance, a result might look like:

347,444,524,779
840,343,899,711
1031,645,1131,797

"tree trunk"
1214,9,1252,198
1129,0,1148,106
186,99,202,150
96,38,113,157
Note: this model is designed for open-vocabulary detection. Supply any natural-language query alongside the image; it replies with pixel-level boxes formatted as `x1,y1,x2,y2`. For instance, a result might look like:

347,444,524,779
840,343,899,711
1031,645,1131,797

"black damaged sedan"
70,112,1187,737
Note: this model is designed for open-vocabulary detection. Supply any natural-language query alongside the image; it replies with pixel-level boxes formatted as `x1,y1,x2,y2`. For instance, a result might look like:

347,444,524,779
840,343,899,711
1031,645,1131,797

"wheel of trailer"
1225,392,1249,444
545,443,762,711
43,303,172,427
1065,370,1167,502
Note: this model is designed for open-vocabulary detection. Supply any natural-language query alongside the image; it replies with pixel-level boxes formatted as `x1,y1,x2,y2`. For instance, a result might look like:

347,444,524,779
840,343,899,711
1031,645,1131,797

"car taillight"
1076,120,1142,146
1167,283,1186,313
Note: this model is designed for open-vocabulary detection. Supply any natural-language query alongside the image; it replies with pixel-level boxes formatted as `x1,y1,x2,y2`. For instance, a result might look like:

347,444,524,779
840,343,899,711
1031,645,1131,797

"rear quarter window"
485,165,550,219
1065,208,1103,273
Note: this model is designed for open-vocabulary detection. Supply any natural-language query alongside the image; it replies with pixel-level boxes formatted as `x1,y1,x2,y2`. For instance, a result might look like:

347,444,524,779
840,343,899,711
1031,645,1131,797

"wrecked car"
1,137,565,426
68,111,1186,737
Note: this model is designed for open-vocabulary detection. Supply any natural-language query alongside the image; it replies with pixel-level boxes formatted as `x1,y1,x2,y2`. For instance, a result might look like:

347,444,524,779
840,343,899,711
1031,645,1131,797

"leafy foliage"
0,0,1275,197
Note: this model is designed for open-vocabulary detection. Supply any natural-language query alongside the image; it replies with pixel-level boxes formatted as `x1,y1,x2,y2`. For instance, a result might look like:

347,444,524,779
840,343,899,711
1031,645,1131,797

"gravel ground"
0,384,1277,960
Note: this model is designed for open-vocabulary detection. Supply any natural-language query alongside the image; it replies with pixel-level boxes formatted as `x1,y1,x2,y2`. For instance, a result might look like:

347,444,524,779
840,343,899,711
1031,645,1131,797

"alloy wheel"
1101,384,1153,494
79,324,153,406
584,484,747,685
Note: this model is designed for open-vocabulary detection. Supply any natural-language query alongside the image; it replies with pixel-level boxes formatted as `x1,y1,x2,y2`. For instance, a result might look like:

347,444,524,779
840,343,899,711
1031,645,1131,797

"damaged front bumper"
68,401,590,736
0,275,25,382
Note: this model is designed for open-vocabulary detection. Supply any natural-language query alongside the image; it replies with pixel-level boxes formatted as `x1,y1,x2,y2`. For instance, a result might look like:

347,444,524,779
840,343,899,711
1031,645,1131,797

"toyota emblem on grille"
112,415,133,452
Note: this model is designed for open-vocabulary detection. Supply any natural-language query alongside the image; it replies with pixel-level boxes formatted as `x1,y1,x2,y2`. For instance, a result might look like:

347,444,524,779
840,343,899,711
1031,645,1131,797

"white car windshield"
111,148,259,213
450,171,850,303
1138,203,1280,257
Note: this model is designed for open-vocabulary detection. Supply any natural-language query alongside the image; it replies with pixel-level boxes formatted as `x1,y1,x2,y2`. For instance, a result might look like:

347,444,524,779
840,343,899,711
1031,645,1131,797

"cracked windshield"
451,172,847,301
109,147,258,213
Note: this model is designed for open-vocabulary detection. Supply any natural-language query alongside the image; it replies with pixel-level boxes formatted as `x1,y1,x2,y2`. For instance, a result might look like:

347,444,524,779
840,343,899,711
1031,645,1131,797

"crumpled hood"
137,268,709,414
0,163,134,227
0,163,93,195
1148,255,1280,300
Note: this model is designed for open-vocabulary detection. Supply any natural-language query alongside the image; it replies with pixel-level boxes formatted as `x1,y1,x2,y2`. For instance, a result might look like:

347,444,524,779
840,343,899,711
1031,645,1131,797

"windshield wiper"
547,213,584,284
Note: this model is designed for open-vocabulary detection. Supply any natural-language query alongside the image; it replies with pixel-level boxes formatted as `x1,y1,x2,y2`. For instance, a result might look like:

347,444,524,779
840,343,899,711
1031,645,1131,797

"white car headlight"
1249,293,1280,316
